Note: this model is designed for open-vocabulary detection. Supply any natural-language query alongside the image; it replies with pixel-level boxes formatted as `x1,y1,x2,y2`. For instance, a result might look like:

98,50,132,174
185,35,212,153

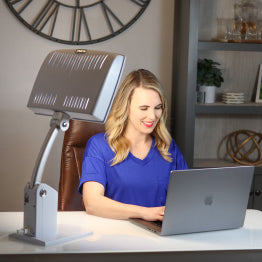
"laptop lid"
160,166,254,235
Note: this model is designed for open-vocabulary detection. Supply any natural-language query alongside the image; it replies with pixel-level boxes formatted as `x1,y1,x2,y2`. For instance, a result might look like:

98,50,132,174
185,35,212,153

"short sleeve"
169,140,188,170
78,135,107,194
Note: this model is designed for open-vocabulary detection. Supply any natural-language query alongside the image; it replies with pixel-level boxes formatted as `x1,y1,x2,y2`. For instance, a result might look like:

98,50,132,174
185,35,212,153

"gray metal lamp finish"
27,49,126,122
10,49,126,245
30,112,70,189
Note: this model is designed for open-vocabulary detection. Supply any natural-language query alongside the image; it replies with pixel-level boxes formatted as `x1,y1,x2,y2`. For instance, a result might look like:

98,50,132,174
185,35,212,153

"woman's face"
126,86,163,137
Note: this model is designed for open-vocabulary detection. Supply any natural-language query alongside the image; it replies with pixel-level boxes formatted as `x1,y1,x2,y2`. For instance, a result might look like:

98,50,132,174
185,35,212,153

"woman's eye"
139,105,162,111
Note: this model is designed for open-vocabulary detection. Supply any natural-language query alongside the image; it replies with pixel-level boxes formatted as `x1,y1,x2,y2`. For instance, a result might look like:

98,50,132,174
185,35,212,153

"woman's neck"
125,132,152,160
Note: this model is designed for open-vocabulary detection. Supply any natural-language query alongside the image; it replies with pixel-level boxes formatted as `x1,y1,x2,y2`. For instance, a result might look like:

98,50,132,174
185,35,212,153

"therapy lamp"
10,49,125,246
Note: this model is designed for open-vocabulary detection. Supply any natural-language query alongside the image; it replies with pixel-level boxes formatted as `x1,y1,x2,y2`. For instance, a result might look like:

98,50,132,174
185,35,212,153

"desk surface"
1,210,262,261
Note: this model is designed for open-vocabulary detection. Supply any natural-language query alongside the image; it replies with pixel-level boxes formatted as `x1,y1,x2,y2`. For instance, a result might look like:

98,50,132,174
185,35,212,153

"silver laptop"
130,166,254,236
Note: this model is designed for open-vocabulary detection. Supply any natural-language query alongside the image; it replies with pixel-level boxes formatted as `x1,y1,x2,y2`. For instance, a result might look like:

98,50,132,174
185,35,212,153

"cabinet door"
253,174,262,210
247,179,254,209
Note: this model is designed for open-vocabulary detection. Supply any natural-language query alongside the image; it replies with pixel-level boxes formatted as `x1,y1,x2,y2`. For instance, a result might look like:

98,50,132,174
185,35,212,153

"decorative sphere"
226,130,262,166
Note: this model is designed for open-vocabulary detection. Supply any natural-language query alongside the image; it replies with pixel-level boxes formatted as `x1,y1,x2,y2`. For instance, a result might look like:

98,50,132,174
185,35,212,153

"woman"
79,69,188,221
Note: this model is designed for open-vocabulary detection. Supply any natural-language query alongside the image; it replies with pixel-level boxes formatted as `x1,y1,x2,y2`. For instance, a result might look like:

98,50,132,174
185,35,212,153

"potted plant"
197,58,224,103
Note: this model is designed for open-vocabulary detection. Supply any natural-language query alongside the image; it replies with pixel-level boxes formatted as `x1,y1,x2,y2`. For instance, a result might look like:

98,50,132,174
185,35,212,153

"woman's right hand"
140,206,165,221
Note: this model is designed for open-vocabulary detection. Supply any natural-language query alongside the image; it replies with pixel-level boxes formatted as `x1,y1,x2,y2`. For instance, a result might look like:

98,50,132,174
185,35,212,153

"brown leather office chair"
58,119,105,211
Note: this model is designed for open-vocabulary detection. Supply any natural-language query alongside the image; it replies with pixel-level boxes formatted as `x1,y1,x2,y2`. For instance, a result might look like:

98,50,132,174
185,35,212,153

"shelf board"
195,102,262,115
194,159,262,174
198,41,262,52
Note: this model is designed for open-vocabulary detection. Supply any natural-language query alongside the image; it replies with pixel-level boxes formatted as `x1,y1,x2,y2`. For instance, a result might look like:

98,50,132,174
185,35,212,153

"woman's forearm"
82,182,164,221
84,194,145,219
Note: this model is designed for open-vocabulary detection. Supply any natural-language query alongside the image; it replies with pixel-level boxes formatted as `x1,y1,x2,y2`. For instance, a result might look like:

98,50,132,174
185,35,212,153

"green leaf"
197,58,224,87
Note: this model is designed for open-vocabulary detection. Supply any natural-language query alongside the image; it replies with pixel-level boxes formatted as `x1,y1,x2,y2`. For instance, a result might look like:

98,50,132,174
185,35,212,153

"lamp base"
9,225,92,246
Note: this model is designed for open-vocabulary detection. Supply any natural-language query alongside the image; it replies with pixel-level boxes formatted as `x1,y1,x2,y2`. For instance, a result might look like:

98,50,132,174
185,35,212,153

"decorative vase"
199,85,216,104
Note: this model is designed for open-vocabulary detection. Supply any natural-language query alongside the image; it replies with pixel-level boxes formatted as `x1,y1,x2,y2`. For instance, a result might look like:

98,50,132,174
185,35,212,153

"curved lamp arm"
29,112,70,189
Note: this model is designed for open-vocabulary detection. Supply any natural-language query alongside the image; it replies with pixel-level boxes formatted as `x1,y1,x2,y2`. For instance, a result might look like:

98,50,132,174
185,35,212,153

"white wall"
0,0,174,211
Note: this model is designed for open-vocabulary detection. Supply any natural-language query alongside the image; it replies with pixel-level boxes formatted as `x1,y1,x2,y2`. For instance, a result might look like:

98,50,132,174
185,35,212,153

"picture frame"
256,64,262,103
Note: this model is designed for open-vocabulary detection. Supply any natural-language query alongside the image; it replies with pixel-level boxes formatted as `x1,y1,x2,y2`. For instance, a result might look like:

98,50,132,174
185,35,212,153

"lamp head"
27,49,126,123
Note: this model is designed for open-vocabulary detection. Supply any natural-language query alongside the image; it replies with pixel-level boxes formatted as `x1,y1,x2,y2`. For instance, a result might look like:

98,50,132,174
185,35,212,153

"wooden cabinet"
249,170,262,209
171,0,262,208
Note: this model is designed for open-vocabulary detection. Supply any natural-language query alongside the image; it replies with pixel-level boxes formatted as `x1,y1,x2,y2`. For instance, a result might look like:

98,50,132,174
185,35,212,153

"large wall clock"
5,0,151,45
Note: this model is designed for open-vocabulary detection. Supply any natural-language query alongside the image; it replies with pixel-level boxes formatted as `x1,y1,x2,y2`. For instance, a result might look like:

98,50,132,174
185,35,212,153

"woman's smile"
142,121,154,128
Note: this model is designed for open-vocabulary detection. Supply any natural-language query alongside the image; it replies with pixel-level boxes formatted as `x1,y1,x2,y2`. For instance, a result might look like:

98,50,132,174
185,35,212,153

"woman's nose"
147,109,156,119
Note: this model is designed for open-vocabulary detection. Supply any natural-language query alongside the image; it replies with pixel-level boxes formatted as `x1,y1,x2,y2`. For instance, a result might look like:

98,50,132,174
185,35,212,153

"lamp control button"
39,189,47,197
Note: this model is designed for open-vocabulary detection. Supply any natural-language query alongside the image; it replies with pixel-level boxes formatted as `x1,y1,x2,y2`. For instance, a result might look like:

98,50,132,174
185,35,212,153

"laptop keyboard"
153,221,163,227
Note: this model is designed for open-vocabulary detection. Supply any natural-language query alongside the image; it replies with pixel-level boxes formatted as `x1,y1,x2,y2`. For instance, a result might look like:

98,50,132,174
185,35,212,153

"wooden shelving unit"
171,0,262,210
195,102,262,115
198,41,262,52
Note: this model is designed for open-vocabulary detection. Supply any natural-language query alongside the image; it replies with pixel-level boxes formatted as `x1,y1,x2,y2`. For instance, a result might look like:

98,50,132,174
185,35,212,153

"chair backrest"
58,119,105,211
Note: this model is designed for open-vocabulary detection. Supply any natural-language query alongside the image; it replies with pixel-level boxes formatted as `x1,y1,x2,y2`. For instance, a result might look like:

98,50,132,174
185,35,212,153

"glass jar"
233,0,258,40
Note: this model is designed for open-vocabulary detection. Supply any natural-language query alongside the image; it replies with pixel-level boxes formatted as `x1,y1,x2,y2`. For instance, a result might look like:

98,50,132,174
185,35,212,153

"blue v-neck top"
79,133,188,207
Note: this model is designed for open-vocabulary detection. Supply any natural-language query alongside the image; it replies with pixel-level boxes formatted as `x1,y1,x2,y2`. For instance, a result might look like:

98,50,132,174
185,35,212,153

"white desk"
1,210,262,261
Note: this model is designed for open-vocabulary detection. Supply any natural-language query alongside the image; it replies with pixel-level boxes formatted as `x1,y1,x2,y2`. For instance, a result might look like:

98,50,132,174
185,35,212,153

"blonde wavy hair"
105,69,172,166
